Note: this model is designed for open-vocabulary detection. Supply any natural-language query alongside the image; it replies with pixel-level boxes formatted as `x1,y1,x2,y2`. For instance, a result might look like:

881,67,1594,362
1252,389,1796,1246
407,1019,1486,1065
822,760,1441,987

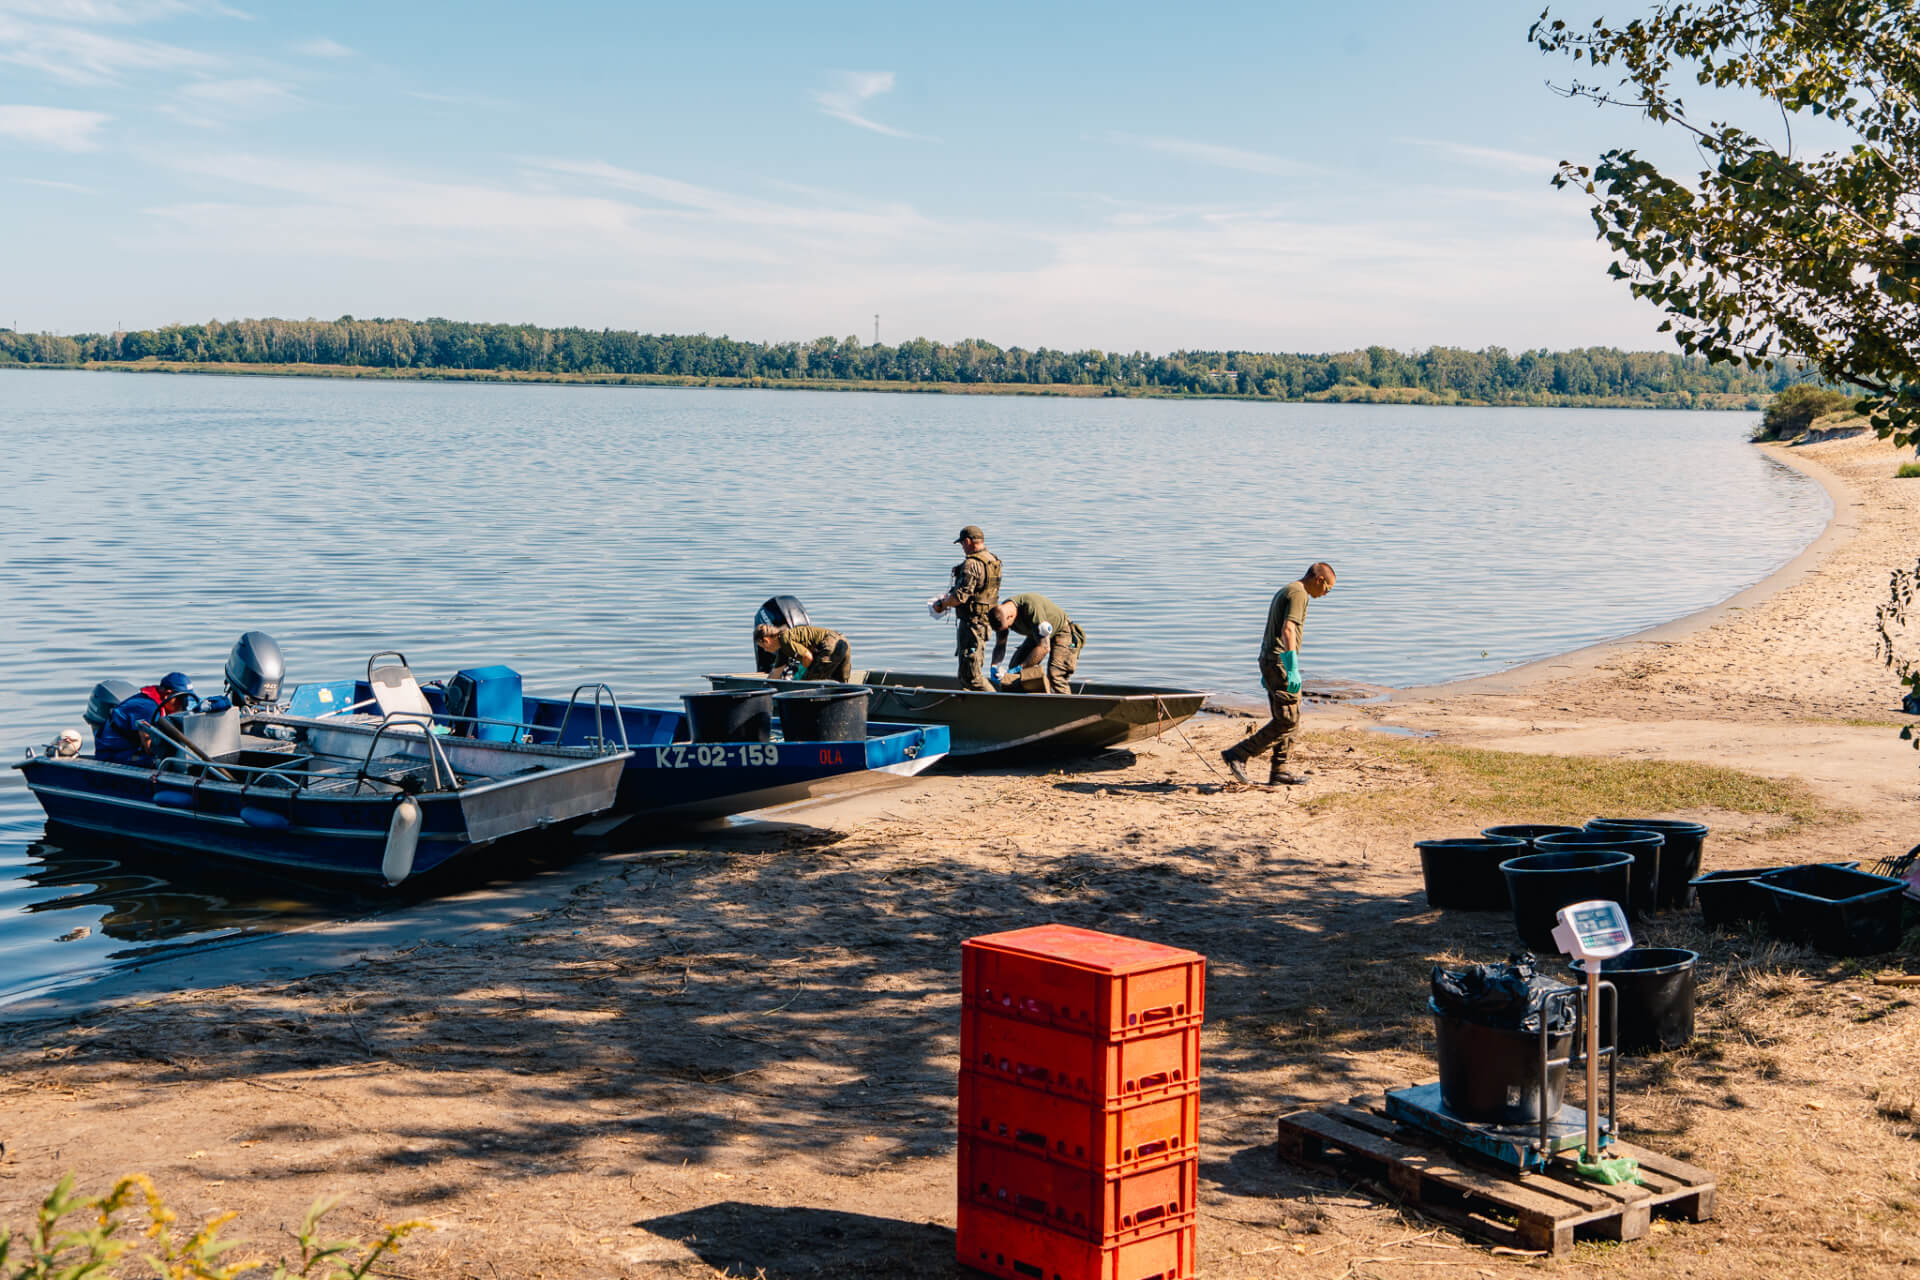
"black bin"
1565,947,1698,1054
1535,828,1663,917
774,687,870,742
1691,862,1858,931
1589,818,1709,910
1501,849,1635,952
1416,836,1527,910
682,689,774,744
1481,823,1580,849
1757,863,1908,956
1432,1005,1573,1124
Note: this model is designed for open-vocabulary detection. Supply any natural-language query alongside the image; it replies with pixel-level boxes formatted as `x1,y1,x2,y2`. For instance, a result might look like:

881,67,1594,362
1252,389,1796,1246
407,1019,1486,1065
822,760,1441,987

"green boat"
704,669,1208,761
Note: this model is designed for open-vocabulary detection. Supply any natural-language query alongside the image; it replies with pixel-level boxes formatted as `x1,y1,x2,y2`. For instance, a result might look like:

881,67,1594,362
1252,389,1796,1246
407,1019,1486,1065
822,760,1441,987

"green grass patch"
1304,732,1848,834
1897,462,1920,478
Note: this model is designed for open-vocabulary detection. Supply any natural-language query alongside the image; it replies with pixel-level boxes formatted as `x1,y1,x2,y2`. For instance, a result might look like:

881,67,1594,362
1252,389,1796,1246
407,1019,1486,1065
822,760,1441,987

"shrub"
1898,462,1920,478
1756,384,1855,440
0,1173,428,1280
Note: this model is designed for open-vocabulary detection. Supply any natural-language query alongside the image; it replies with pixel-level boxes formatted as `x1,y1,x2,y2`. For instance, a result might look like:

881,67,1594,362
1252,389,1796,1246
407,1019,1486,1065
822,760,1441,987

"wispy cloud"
18,174,95,190
0,11,215,84
0,1,243,21
1111,133,1313,177
293,35,351,58
0,102,108,148
813,70,924,139
178,75,296,107
1403,137,1558,175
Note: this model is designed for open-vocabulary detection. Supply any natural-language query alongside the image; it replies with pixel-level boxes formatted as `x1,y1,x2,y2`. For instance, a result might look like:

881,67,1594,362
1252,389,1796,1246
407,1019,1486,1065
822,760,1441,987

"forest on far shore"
0,316,1819,406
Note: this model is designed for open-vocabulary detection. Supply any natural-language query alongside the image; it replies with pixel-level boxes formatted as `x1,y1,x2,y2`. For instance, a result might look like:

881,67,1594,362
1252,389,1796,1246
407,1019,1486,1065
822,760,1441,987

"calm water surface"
0,371,1830,1002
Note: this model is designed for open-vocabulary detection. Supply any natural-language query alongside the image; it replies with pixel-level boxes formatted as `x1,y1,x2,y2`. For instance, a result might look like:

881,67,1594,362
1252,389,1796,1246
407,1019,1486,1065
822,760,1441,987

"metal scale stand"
1384,900,1631,1175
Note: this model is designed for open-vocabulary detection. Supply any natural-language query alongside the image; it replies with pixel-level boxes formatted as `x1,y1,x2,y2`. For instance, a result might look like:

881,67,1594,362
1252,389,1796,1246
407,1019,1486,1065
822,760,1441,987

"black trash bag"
1430,955,1578,1035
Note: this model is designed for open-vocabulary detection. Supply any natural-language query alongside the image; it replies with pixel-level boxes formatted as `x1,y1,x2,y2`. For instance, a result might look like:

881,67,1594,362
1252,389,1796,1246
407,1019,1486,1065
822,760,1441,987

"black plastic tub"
1687,862,1853,930
1564,948,1698,1054
1481,823,1581,849
1416,836,1528,910
1534,828,1663,916
1501,849,1636,952
774,686,870,742
681,688,774,744
1757,863,1909,956
1589,818,1710,910
1431,1004,1573,1124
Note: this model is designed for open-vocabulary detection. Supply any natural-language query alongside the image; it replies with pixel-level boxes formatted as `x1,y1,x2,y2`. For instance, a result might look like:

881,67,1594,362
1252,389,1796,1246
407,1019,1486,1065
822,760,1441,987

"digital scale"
1384,901,1629,1174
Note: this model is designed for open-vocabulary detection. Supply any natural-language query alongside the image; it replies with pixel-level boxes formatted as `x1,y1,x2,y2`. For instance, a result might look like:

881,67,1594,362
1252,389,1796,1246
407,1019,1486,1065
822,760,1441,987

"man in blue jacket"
96,673,196,766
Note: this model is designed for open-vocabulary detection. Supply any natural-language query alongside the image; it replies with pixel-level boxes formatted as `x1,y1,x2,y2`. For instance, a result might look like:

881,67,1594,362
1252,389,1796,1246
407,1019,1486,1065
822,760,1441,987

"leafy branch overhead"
1534,0,1920,448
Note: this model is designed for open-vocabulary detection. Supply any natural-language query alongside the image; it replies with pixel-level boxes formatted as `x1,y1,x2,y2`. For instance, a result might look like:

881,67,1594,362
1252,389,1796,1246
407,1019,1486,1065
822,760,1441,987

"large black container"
1691,862,1862,930
1481,823,1581,849
1501,849,1636,952
1432,1005,1573,1124
1416,836,1528,910
1534,828,1663,917
1588,818,1709,910
774,686,870,742
1565,948,1698,1054
682,688,774,744
1757,863,1909,956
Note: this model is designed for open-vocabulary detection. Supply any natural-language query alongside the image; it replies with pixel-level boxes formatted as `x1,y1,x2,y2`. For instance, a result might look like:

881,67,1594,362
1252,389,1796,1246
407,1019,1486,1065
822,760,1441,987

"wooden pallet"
1274,1101,1716,1256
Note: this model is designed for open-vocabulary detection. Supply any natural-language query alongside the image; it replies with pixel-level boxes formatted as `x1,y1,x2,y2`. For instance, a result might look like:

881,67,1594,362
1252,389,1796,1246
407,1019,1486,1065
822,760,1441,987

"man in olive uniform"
754,623,853,683
1222,561,1336,786
930,525,1002,690
989,593,1086,694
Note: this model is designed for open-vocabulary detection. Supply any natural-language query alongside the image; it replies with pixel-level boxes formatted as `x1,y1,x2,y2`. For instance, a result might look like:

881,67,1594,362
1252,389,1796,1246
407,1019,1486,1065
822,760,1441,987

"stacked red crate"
958,924,1205,1280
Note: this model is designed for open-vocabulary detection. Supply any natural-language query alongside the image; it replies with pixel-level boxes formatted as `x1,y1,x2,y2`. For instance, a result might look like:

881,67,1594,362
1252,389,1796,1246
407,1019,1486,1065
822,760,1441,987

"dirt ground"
3,432,1918,1279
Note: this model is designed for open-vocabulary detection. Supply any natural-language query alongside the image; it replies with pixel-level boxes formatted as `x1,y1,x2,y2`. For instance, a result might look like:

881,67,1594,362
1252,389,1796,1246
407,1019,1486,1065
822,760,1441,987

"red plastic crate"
957,1202,1195,1280
960,1070,1199,1173
963,926,1205,1040
962,1008,1200,1103
959,1136,1196,1242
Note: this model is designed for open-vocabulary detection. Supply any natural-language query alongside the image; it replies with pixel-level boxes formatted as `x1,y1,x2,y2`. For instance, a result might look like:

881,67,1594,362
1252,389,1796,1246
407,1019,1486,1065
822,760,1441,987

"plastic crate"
1758,863,1909,956
963,1009,1201,1103
959,1136,1196,1242
957,1202,1194,1280
964,926,1205,1040
960,1070,1199,1173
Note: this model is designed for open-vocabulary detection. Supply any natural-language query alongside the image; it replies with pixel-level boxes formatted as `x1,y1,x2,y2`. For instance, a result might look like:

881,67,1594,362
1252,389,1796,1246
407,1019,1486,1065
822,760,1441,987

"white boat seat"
369,661,434,728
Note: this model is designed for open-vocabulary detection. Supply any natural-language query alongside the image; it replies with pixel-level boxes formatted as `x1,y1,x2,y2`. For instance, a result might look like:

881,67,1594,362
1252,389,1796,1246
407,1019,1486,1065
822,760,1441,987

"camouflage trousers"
956,613,993,690
1227,684,1301,769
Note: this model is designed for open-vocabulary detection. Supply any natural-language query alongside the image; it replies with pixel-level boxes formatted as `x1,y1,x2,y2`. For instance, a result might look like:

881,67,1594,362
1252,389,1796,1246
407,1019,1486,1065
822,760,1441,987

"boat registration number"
653,743,781,768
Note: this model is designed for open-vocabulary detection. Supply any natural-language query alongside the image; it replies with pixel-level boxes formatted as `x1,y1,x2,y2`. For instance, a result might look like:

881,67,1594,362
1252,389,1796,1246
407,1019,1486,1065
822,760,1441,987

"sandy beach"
2,431,1917,1279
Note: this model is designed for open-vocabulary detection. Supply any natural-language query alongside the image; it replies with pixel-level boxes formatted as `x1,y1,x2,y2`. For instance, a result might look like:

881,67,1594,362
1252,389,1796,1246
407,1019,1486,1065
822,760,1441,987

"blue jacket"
97,687,166,766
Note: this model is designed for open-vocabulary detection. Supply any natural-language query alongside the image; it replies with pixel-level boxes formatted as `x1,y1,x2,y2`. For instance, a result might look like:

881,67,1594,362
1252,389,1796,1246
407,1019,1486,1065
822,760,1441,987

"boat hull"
704,671,1206,760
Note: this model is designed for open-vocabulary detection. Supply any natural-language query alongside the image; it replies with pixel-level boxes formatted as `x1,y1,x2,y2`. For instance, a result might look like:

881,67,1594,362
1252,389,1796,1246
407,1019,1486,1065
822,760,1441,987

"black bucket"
774,687,870,742
1691,861,1860,931
1500,849,1636,952
681,688,774,744
1534,828,1663,917
1481,823,1581,849
1757,863,1908,956
1565,948,1698,1054
1416,836,1528,910
1588,818,1709,910
1431,1004,1573,1124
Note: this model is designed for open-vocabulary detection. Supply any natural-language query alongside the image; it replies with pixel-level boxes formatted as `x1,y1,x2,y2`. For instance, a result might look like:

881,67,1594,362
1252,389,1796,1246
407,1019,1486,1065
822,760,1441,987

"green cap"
955,525,985,543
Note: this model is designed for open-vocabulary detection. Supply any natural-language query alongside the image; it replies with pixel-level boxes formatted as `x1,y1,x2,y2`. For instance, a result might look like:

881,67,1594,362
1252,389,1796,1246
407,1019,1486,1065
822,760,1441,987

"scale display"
1551,899,1633,961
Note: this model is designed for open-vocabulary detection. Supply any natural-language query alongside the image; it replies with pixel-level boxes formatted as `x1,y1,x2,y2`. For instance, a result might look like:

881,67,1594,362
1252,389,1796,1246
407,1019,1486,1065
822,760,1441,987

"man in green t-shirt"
754,623,853,683
989,593,1087,694
1223,562,1336,786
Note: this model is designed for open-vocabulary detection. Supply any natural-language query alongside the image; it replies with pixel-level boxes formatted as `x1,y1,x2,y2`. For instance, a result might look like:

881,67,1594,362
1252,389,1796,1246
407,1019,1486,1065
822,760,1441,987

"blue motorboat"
288,652,948,824
16,637,631,886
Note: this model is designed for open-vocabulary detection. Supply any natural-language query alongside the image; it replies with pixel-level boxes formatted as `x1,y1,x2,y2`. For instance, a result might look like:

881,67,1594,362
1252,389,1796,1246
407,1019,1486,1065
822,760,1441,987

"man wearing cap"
754,622,853,683
989,593,1086,694
96,673,196,766
930,525,1002,690
1223,561,1336,786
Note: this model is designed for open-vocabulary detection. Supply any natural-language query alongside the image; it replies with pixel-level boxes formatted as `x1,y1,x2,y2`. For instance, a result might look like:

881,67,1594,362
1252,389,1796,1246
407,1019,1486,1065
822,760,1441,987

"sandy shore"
2,432,1917,1279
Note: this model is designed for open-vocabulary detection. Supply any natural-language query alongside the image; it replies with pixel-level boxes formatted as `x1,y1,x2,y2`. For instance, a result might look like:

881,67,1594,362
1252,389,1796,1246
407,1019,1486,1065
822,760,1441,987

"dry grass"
1299,731,1848,834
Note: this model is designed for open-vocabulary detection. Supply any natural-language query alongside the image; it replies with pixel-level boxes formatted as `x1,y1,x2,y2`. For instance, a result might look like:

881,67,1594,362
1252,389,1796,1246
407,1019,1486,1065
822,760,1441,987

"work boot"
1221,750,1251,785
1269,760,1307,786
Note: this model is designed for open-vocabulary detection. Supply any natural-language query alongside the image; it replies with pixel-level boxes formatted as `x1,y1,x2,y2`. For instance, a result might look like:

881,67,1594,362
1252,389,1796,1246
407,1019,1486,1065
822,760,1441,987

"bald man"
1223,562,1336,786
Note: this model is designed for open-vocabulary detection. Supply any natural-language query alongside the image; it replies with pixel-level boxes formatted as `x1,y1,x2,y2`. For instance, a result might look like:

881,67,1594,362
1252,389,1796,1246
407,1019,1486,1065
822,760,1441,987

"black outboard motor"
753,596,810,673
224,631,286,708
84,678,140,747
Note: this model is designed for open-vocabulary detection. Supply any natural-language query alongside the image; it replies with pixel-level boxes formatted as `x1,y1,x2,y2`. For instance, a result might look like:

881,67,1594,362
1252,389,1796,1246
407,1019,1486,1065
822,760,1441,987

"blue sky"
1,1,1707,352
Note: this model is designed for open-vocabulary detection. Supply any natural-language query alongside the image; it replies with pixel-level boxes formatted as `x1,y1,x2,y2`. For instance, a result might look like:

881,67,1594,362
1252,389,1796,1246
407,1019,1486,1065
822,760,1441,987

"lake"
0,370,1831,1003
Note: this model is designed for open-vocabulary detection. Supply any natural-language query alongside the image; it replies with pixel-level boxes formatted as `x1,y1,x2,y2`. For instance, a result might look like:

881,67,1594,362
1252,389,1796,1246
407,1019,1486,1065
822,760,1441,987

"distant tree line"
0,316,1819,403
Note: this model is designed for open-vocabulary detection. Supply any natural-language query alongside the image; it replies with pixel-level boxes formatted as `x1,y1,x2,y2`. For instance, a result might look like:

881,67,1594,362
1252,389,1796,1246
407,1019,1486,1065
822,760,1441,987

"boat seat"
369,660,434,729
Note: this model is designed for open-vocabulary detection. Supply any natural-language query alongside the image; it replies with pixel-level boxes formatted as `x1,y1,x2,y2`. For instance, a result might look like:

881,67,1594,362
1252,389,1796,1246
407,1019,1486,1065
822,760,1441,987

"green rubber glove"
1278,650,1301,696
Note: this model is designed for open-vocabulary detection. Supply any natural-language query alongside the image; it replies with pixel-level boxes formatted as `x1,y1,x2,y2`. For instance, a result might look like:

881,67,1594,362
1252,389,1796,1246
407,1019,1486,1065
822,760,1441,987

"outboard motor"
84,678,139,747
753,595,810,673
224,631,286,708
